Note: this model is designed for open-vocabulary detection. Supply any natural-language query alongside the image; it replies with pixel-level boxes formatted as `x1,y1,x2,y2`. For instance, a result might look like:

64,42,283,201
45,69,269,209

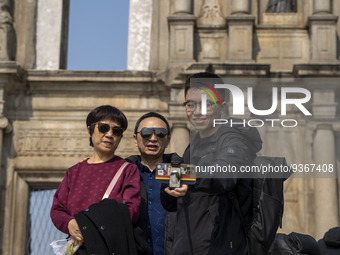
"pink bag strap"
102,161,129,200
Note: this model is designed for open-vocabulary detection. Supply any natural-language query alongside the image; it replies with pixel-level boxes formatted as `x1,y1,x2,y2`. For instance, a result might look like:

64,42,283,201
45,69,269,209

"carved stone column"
313,125,338,239
169,122,189,156
168,1,193,154
312,88,339,239
226,0,254,62
168,98,190,156
231,0,250,15
309,0,338,62
173,0,192,14
313,0,331,14
168,0,195,65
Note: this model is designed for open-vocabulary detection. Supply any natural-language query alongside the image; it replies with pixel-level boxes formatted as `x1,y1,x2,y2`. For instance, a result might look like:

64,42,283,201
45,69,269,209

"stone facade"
0,0,340,254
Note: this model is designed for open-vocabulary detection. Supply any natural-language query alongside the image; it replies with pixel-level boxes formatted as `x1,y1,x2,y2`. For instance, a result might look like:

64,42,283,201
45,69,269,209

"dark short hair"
86,105,128,146
134,112,171,135
184,72,225,101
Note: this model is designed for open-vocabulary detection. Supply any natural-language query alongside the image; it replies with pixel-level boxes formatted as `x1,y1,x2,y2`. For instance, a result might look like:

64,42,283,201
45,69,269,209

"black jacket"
74,198,137,255
161,122,262,255
126,153,182,255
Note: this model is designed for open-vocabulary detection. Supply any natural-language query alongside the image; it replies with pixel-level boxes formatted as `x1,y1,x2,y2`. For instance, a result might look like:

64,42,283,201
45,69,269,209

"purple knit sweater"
50,156,140,234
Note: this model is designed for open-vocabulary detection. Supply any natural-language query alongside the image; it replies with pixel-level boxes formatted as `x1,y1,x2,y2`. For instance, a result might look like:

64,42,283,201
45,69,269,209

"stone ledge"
0,61,25,79
185,63,270,76
167,14,196,24
308,14,339,25
226,15,255,23
293,64,340,77
26,69,157,82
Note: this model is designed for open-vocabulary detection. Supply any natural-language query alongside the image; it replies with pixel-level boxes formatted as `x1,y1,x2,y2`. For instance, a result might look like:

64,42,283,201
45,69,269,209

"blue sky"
67,1,130,70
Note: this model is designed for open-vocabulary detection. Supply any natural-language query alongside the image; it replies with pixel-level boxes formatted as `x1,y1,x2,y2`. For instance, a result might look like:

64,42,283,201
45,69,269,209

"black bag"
229,156,292,255
268,232,321,255
317,227,340,255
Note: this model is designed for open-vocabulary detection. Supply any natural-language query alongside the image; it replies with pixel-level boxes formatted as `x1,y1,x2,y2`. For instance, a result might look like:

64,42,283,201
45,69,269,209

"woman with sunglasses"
50,105,140,252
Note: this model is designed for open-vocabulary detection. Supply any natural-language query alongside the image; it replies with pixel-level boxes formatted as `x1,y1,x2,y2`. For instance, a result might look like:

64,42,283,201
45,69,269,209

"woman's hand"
68,219,84,246
164,184,188,197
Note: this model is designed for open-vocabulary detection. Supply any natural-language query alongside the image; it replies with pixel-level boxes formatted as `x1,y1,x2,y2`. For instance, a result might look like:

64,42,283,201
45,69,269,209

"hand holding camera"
156,161,195,197
164,184,188,197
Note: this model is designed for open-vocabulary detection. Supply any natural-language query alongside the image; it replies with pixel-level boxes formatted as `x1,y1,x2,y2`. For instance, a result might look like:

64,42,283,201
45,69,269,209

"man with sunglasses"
126,112,182,255
161,72,263,255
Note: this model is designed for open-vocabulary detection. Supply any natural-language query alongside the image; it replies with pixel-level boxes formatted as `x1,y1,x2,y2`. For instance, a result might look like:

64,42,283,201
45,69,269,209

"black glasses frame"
183,100,216,112
92,122,124,137
137,127,168,139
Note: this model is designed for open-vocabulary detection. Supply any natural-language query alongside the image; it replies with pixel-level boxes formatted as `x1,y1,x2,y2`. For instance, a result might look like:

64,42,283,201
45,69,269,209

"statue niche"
266,0,296,13
197,0,226,28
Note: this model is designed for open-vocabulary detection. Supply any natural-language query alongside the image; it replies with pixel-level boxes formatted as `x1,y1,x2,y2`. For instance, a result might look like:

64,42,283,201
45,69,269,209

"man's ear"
87,126,91,135
221,101,227,115
133,134,138,147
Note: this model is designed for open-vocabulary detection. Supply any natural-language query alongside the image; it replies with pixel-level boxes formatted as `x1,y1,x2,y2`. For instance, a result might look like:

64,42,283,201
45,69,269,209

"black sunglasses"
92,122,124,137
137,127,168,139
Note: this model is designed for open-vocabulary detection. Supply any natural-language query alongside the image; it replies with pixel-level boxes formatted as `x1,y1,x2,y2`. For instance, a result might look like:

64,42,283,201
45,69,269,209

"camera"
156,161,196,190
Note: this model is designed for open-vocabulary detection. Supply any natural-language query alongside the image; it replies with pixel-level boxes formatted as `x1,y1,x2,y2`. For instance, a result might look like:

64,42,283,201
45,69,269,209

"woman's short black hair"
134,112,171,135
184,72,225,101
86,105,128,146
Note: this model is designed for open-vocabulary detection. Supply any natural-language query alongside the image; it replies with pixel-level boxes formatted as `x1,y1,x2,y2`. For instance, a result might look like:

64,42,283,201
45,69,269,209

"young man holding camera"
162,72,263,255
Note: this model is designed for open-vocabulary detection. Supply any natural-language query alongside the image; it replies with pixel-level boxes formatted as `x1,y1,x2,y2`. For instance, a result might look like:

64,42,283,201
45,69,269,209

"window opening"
25,189,65,255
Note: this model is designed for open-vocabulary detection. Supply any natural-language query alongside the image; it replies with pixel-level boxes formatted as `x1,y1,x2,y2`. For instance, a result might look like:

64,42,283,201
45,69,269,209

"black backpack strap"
228,190,251,255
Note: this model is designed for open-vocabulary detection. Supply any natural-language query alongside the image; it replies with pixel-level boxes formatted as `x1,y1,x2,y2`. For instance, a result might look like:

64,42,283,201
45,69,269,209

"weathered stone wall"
0,67,171,254
1,0,340,254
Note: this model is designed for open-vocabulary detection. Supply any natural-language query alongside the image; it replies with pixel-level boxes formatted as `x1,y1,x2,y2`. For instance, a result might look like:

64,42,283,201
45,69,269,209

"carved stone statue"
197,0,226,28
0,0,14,60
266,0,295,13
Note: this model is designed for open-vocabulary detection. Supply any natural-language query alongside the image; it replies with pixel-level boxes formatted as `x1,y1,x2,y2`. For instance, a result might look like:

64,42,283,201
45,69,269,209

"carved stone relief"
197,0,226,28
16,128,136,158
16,128,91,157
